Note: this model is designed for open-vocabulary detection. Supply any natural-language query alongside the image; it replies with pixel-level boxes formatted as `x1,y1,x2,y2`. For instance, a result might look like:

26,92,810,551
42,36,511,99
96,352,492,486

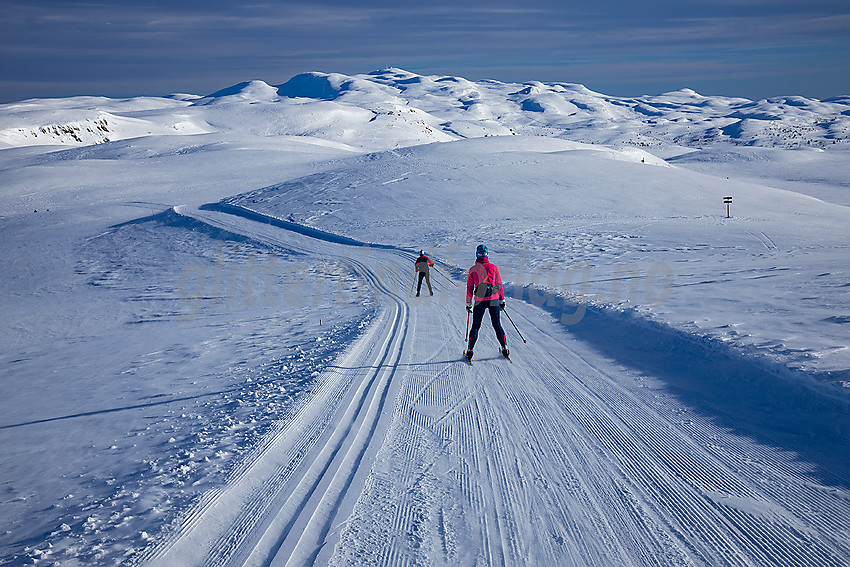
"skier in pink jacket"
465,244,508,361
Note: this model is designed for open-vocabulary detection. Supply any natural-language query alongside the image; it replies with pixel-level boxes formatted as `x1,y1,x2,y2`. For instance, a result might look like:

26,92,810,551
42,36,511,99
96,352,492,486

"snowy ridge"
2,68,848,151
200,202,401,251
0,96,210,148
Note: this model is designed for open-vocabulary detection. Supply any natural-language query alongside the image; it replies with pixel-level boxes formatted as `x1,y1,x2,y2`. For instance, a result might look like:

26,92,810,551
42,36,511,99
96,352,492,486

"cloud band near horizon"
0,0,848,102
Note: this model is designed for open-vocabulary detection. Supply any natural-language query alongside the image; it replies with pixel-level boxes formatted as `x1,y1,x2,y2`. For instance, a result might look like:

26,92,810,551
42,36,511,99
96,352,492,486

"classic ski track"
502,306,850,566
748,229,779,252
141,206,411,567
142,205,850,567
334,279,849,566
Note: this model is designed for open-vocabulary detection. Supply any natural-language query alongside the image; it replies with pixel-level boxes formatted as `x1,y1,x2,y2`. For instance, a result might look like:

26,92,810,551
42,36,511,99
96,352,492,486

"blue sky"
1,0,848,102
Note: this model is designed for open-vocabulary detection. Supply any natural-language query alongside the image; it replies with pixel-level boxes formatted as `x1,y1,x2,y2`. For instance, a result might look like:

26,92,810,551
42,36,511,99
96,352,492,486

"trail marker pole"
724,196,733,218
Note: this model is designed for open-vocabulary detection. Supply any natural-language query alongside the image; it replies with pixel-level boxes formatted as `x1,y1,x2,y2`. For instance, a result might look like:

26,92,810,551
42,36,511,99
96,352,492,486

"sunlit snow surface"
1,69,849,566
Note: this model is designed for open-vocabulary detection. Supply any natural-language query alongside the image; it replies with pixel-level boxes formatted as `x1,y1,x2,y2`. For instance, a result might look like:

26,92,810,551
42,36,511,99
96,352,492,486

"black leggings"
417,271,432,293
468,301,506,350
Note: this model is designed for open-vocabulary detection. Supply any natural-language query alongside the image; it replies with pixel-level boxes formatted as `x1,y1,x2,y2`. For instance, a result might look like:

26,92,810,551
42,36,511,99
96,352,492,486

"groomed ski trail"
141,204,850,567
138,205,412,567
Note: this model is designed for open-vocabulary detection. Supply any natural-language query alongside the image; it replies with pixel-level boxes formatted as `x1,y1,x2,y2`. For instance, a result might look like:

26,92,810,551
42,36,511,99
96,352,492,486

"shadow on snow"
511,283,850,491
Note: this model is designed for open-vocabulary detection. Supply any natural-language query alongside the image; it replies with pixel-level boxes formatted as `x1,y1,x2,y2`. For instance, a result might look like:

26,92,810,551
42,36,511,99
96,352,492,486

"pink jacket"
466,257,504,303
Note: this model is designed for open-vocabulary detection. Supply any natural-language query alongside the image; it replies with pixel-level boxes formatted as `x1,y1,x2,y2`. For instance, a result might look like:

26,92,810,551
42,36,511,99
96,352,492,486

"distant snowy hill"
2,68,848,152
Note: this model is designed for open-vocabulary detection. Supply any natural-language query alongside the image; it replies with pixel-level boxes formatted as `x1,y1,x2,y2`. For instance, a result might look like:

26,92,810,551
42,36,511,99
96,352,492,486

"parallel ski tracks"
352,294,850,566
140,207,411,567
504,307,850,566
142,204,850,567
265,256,409,567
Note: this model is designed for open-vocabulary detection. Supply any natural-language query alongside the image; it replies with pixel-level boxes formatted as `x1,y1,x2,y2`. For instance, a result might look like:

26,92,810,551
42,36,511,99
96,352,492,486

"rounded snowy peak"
199,81,280,104
276,72,347,100
276,71,395,102
654,88,709,102
368,67,420,80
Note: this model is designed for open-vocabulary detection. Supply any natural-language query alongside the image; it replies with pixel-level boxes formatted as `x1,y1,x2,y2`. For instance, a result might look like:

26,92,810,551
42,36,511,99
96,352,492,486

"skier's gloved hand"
500,301,506,310
466,303,473,312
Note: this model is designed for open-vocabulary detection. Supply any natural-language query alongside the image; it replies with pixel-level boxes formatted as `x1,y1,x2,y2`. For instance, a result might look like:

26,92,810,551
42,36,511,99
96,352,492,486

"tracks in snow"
142,204,850,567
245,268,407,567
140,206,411,567
336,299,850,566
748,230,779,251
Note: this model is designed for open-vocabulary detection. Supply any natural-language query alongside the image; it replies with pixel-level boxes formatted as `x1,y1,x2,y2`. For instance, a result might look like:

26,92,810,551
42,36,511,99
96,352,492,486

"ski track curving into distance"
139,204,850,567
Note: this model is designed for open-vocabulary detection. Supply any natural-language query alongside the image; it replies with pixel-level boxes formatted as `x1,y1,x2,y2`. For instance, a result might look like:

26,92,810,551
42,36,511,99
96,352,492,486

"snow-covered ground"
1,68,849,566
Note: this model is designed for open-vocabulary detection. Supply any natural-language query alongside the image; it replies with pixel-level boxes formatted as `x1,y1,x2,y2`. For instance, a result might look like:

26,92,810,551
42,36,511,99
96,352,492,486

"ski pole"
465,308,471,346
433,265,458,287
503,307,527,343
409,272,417,297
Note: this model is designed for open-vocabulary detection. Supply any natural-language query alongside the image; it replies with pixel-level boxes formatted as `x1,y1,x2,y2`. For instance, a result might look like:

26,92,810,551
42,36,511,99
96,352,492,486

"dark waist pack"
474,282,497,298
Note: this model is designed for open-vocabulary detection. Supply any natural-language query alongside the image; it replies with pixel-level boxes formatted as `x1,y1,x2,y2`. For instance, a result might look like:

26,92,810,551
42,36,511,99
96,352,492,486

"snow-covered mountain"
1,69,849,566
3,68,849,152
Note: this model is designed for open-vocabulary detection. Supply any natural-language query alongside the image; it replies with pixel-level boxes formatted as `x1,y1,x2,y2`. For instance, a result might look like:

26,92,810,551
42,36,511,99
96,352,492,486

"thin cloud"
0,0,848,101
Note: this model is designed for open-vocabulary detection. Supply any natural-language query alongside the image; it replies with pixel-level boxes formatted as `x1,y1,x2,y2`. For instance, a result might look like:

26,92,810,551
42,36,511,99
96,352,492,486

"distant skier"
415,250,434,296
465,244,508,361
